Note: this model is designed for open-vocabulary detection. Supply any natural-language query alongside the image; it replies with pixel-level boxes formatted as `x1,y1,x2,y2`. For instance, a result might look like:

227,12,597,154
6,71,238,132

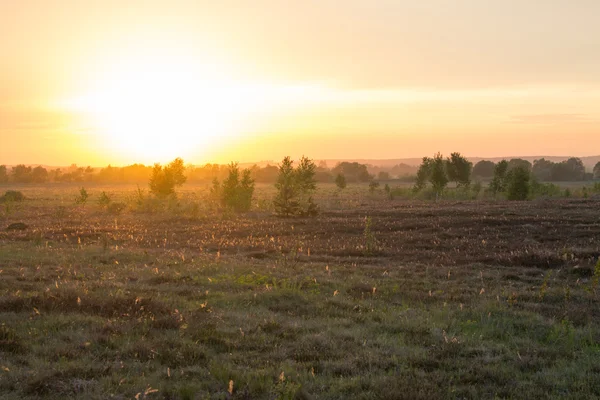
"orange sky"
1,0,599,166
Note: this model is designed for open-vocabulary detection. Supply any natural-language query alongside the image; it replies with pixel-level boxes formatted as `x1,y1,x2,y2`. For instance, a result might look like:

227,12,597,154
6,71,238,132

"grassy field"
1,183,600,399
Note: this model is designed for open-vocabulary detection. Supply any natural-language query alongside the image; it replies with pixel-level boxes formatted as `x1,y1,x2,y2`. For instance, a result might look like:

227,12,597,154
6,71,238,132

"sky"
1,0,599,166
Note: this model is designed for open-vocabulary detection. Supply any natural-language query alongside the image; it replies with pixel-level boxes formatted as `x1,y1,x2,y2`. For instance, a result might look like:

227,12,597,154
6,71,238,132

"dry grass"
0,183,599,399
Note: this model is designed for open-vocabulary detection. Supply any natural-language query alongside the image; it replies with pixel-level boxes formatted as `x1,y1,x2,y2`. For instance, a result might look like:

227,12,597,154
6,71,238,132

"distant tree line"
0,160,417,184
473,157,597,181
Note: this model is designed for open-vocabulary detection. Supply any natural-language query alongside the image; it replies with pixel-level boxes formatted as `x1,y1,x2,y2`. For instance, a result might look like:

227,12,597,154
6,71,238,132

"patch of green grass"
1,190,600,398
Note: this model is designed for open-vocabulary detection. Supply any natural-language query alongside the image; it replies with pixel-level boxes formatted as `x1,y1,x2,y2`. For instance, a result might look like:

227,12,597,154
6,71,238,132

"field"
1,183,600,399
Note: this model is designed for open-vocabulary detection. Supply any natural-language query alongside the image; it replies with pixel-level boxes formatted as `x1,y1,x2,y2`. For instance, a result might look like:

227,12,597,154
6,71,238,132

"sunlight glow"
61,56,329,163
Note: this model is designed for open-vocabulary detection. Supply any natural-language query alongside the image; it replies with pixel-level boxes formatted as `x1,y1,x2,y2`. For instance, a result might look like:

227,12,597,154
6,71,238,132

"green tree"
335,173,347,190
489,160,509,194
429,153,448,197
149,157,187,197
413,157,433,192
274,157,300,217
216,163,255,212
446,152,472,187
506,166,530,200
273,156,318,217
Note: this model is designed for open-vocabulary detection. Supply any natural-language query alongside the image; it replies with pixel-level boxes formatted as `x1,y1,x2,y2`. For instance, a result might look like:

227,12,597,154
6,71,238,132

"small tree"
149,157,187,197
506,166,530,200
489,160,509,195
97,191,111,208
335,173,347,190
446,152,472,188
215,163,255,212
75,187,89,206
429,153,448,198
273,156,318,217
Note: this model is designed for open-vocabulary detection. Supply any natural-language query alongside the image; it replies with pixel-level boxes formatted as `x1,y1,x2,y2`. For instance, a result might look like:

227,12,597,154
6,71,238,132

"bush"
529,178,561,198
0,191,25,202
335,174,347,190
368,181,380,193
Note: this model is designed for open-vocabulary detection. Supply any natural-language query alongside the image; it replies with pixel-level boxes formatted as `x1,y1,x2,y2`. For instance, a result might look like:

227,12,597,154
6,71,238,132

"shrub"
149,158,187,197
368,181,380,193
97,191,111,208
0,190,25,202
335,173,347,190
529,178,562,198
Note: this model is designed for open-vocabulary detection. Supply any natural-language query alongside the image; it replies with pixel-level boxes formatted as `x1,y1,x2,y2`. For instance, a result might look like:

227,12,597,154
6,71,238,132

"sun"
64,57,269,163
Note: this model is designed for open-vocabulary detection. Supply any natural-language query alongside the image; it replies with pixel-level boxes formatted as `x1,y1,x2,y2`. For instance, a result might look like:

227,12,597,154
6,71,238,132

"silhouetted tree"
31,166,48,183
472,160,495,178
149,158,187,197
446,152,472,187
12,165,32,183
594,162,600,180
